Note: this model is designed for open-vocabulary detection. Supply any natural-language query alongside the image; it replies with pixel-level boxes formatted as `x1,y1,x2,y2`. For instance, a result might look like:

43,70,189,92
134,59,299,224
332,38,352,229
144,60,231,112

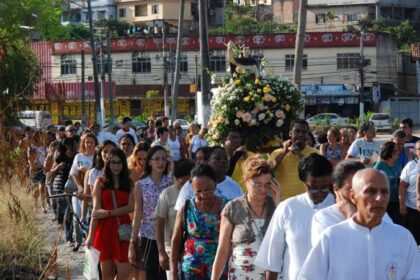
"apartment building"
270,0,420,31
30,31,399,122
61,0,117,24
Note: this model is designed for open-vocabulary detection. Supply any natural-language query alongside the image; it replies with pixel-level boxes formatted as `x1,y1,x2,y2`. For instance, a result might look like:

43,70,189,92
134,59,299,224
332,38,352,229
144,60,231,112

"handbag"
111,190,132,241
64,177,78,193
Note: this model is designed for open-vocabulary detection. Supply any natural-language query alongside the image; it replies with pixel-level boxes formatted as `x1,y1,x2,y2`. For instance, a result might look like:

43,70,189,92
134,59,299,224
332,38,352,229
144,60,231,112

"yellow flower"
257,88,262,93
255,79,260,85
271,97,277,103
285,104,291,111
263,86,271,94
243,96,250,102
234,80,241,86
249,91,254,96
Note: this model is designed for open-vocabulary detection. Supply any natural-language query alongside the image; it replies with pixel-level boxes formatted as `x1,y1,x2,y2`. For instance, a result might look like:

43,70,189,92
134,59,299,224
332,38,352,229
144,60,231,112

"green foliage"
96,18,130,38
132,112,149,123
146,90,160,99
209,2,296,35
57,23,90,40
352,18,420,52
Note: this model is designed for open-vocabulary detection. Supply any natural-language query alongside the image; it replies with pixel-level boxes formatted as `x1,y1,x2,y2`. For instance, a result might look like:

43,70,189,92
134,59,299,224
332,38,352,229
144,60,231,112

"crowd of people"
15,115,420,279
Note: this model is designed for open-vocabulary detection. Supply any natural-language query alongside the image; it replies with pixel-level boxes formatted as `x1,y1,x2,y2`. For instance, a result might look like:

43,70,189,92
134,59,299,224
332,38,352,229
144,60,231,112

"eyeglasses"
151,157,167,162
110,160,123,165
250,180,271,189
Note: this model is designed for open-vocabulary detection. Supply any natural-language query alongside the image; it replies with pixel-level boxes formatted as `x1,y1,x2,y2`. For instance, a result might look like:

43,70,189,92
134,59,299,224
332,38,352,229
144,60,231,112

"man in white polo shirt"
300,168,420,280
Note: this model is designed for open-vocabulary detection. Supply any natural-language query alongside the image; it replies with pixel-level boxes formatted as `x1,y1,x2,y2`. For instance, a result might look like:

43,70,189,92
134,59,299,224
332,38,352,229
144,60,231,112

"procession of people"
13,113,420,280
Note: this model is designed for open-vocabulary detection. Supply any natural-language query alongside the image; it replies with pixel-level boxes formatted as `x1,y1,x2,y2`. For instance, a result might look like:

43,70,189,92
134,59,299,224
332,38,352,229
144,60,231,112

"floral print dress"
181,197,228,279
229,219,266,280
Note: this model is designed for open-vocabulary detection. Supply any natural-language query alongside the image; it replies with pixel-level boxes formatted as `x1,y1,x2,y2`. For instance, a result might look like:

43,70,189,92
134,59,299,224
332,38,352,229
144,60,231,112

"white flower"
250,119,257,126
225,119,229,125
276,119,284,127
234,119,240,126
258,113,266,121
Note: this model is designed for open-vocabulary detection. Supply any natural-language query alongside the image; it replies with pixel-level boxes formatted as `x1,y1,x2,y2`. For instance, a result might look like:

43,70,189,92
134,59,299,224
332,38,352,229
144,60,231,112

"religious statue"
227,41,260,79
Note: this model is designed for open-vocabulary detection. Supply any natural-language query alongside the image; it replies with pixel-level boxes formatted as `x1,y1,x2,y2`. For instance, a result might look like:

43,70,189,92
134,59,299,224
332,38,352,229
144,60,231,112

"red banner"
51,32,377,55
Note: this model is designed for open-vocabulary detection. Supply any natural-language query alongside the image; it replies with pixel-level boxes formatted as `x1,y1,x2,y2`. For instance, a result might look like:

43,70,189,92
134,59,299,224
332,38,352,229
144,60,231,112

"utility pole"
359,30,365,119
162,22,170,117
293,0,308,89
106,30,114,123
100,37,106,128
198,0,211,126
171,0,185,122
81,51,86,128
293,0,308,118
87,0,102,126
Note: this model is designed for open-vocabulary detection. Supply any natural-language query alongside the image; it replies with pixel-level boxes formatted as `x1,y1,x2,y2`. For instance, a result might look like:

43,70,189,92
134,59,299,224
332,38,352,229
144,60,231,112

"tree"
0,0,62,137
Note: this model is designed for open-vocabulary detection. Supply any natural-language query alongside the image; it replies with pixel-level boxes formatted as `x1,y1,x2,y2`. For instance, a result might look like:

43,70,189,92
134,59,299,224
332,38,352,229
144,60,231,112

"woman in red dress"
85,147,135,280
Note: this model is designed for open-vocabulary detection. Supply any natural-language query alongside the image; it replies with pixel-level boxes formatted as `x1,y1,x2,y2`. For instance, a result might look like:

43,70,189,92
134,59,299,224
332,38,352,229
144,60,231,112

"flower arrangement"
207,74,303,151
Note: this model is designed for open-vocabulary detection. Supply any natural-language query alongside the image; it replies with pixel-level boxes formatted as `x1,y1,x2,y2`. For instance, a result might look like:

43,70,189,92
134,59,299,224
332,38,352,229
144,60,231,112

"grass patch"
0,140,49,279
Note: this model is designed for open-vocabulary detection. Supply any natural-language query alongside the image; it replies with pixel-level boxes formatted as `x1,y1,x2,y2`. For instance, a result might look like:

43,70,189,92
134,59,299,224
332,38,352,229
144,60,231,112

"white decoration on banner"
182,37,191,45
54,43,62,50
136,39,145,47
235,36,245,44
342,33,355,42
363,32,375,41
68,42,76,49
118,39,126,47
274,35,286,43
322,34,333,42
253,35,265,45
216,36,225,44
305,34,311,42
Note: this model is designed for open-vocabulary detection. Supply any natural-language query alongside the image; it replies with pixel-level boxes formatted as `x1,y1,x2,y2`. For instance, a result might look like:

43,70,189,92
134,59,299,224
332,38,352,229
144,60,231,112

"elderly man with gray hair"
300,168,420,280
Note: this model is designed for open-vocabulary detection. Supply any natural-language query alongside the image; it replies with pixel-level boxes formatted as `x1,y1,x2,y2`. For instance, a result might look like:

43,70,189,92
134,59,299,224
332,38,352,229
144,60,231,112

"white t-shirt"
254,193,335,280
190,135,208,154
167,137,181,161
311,204,394,246
347,138,380,166
87,168,103,187
174,176,243,211
400,159,419,209
299,219,420,280
69,153,94,176
116,127,138,144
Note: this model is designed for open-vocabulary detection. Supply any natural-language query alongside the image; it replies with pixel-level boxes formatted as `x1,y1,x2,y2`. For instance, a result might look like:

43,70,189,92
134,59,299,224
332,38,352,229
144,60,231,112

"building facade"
61,0,117,24
271,0,420,31
31,31,398,123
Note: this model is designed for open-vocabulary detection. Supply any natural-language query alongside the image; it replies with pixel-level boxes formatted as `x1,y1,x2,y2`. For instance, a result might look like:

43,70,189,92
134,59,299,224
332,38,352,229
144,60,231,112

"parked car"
370,113,393,133
306,113,348,127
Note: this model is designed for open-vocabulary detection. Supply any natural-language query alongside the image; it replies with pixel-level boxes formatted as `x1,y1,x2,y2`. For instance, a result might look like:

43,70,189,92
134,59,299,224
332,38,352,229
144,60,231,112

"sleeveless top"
139,175,173,239
167,136,181,161
325,143,342,160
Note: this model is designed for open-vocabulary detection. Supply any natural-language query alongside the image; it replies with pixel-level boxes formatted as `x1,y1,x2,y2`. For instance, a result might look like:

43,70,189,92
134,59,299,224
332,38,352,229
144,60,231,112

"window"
337,53,360,69
98,10,106,20
315,13,325,24
343,13,357,22
151,4,159,15
119,8,126,18
210,50,226,72
132,52,151,73
135,5,147,17
285,54,307,71
180,55,188,72
61,55,77,75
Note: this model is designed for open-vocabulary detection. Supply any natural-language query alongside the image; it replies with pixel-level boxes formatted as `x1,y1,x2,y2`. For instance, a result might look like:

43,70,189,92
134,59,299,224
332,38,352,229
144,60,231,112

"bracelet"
107,210,111,216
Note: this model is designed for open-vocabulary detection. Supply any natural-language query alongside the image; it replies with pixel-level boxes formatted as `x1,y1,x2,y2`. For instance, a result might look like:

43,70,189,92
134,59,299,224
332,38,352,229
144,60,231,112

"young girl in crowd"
129,145,173,280
128,141,150,183
86,148,134,280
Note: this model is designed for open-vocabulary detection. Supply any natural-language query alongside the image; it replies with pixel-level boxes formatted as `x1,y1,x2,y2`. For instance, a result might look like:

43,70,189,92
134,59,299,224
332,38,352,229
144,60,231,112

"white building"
61,0,117,25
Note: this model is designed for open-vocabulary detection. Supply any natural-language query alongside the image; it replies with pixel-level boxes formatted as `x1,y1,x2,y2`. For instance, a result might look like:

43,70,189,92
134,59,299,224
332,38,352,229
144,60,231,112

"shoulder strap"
111,190,121,226
183,199,190,236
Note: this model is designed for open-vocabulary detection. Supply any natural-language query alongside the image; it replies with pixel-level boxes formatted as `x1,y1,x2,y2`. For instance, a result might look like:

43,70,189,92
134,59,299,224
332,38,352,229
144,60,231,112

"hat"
65,125,77,132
